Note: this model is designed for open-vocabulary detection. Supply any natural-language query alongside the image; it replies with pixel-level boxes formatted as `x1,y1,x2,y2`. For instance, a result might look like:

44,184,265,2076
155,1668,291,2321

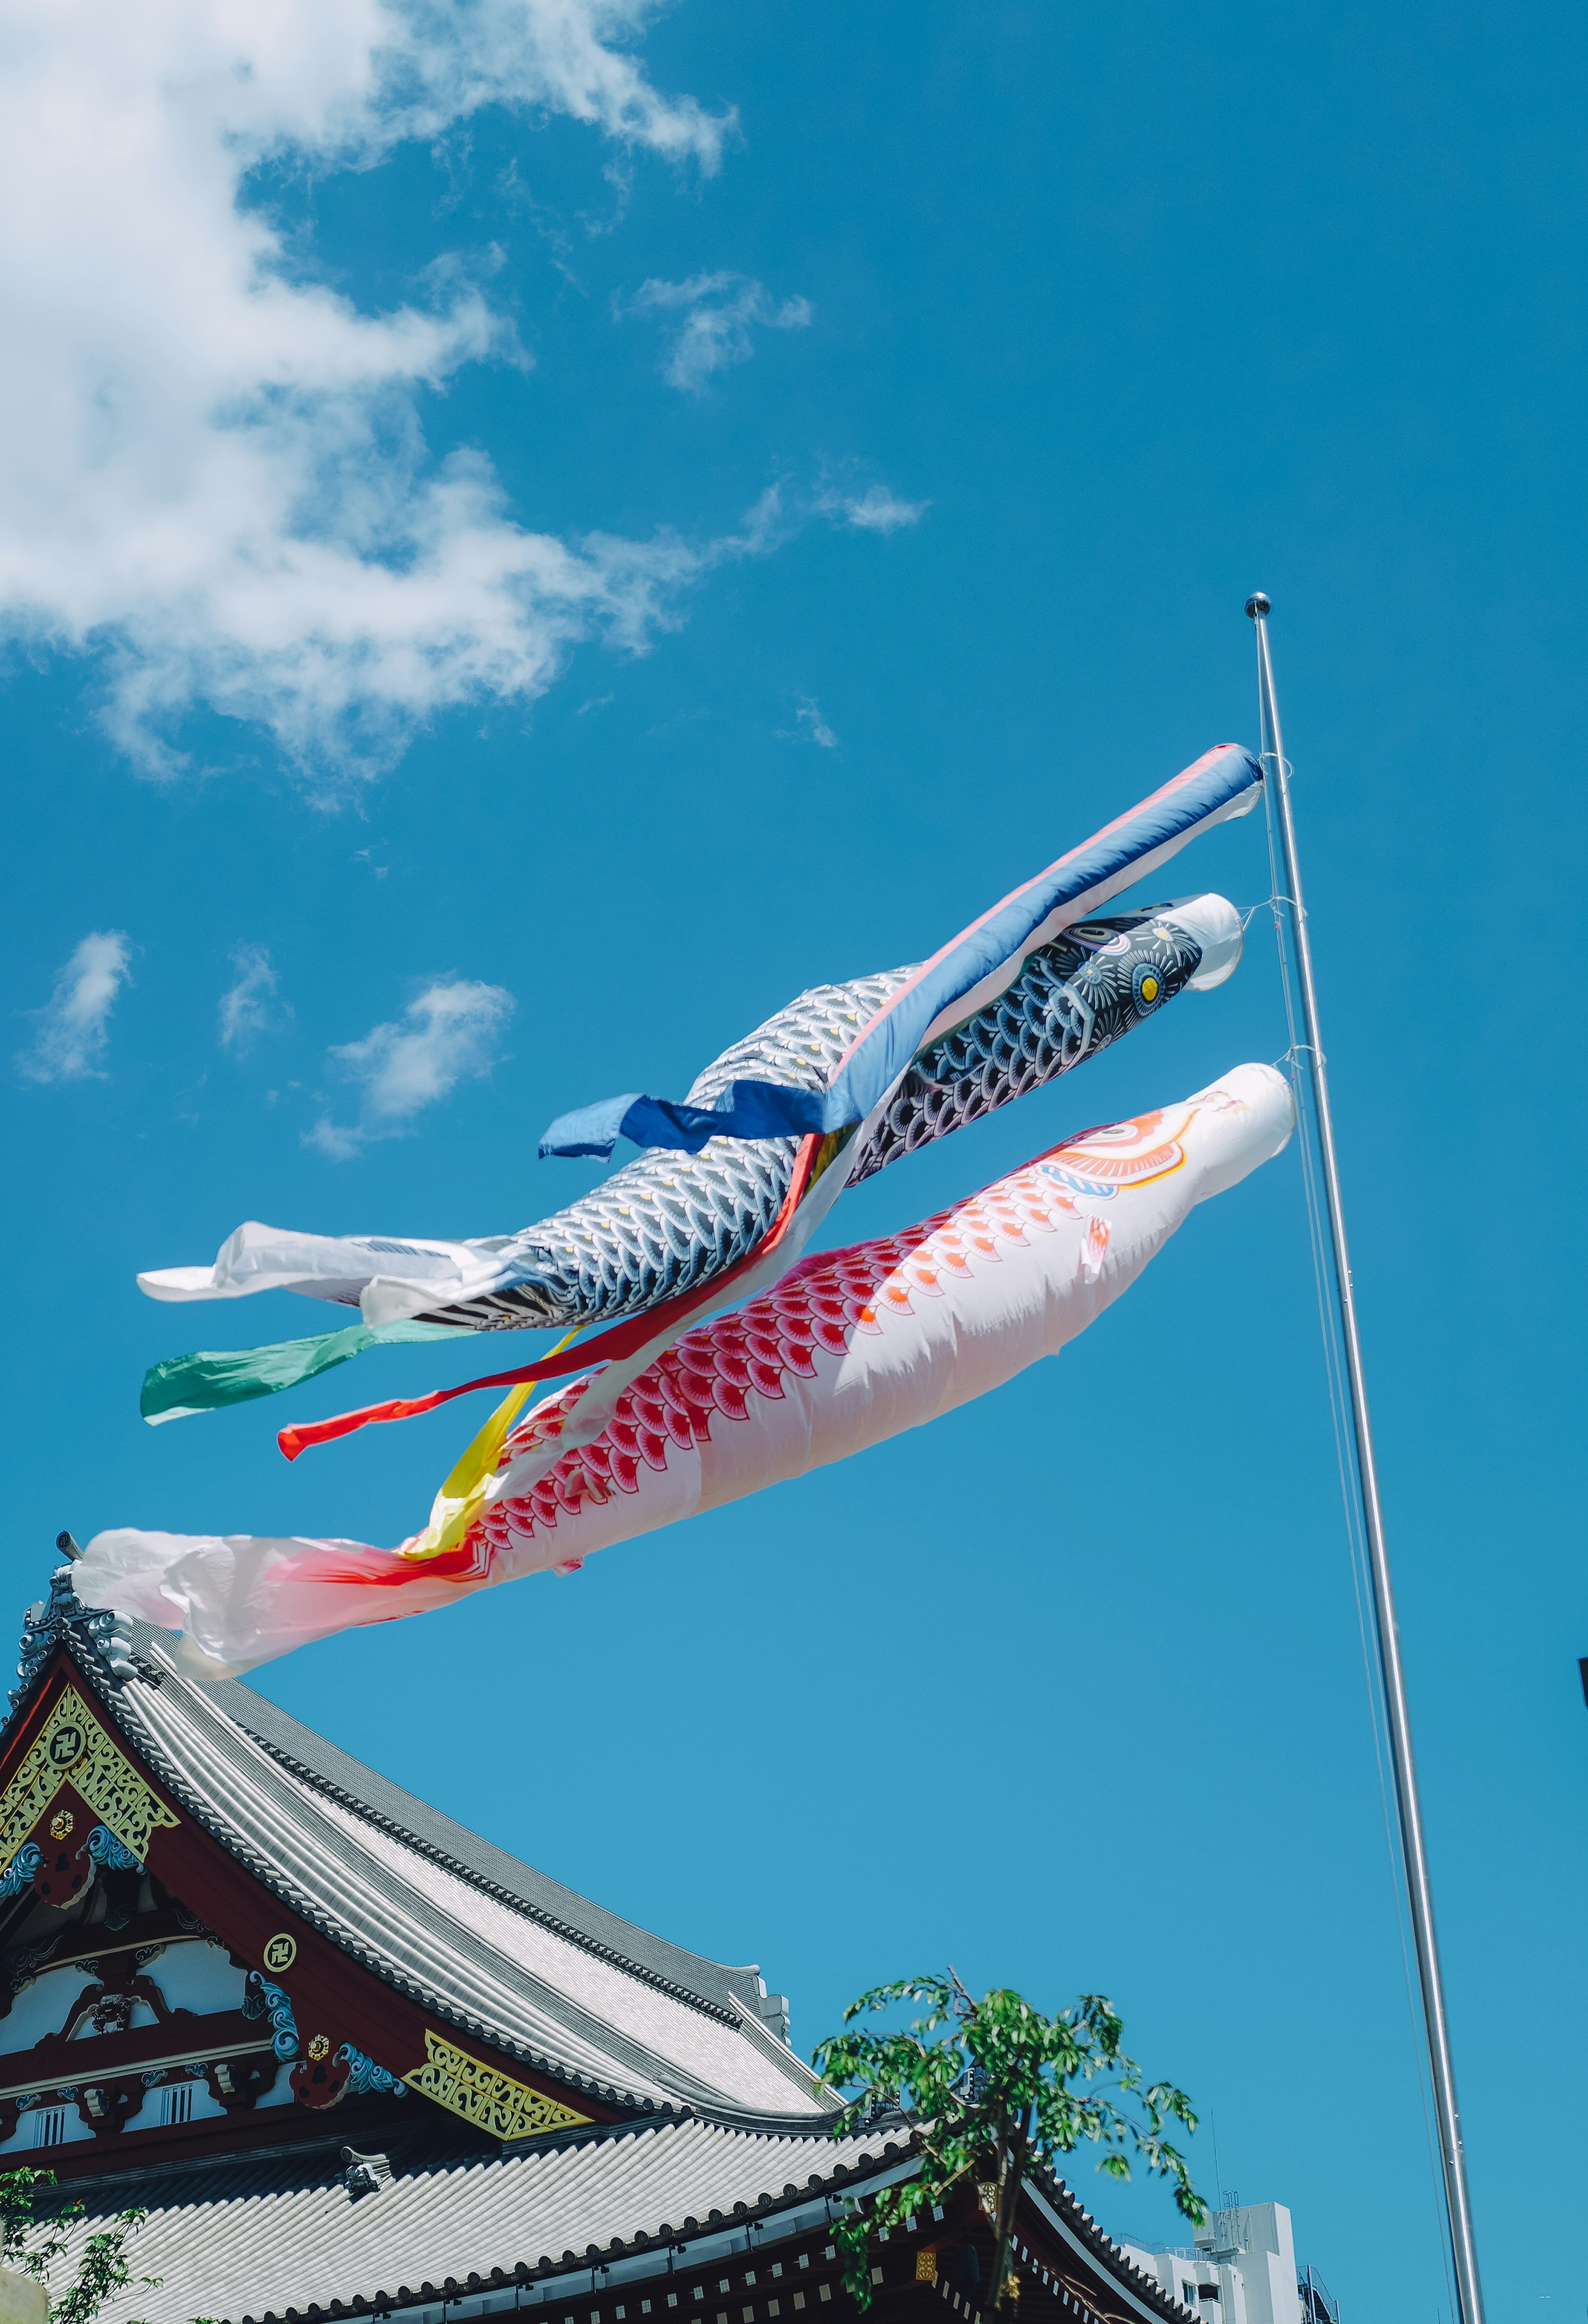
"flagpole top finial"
1245,592,1271,620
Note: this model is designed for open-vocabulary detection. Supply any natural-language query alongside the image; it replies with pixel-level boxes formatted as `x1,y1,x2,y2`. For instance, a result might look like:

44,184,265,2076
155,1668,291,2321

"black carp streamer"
418,896,1237,1333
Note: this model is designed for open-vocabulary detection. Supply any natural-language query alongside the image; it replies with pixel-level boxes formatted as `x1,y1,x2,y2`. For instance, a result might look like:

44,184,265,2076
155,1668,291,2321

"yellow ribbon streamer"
401,1329,581,1562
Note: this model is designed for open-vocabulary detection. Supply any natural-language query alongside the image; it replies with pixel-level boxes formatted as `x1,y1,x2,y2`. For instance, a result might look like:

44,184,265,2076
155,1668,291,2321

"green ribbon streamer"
141,1318,468,1424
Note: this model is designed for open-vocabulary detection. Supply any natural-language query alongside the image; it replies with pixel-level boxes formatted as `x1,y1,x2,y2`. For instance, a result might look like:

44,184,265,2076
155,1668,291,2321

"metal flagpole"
1244,592,1485,2324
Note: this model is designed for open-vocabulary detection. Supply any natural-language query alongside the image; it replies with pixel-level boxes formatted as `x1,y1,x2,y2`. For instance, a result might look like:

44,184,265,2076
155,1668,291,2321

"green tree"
0,2168,160,2324
812,1973,1205,2318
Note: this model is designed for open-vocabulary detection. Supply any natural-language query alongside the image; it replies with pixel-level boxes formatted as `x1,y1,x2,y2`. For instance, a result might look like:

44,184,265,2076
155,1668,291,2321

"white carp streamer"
78,1063,1294,1675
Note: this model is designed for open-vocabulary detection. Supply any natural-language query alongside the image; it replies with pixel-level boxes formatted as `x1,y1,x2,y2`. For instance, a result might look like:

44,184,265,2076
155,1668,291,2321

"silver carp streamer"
414,894,1239,1332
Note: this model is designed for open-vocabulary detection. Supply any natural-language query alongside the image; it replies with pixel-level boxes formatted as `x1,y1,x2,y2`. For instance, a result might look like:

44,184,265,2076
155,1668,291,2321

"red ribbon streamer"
277,1130,831,1462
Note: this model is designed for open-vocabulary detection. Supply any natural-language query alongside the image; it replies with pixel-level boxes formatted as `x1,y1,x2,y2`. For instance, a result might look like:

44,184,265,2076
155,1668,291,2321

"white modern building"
1119,2203,1338,2324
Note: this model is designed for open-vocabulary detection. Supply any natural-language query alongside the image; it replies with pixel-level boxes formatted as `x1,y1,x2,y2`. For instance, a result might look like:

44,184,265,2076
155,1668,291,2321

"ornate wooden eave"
0,1646,610,2171
0,1569,829,2178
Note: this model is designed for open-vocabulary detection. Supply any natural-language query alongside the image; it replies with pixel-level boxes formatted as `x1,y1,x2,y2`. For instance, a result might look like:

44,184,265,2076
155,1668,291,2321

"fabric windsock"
135,891,1244,1426
79,1063,1294,1677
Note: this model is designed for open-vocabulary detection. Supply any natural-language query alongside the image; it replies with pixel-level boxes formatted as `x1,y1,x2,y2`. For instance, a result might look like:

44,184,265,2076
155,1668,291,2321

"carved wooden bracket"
71,2077,146,2138
201,2054,280,2114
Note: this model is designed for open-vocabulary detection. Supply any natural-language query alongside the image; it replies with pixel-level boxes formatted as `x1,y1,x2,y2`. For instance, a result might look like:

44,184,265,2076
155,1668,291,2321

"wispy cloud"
17,932,133,1084
0,0,736,797
623,272,813,394
818,484,930,534
791,696,837,748
306,978,516,1158
219,945,289,1052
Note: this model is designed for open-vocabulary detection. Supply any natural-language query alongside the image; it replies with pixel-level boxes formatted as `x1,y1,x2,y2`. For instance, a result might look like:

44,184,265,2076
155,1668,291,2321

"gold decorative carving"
0,1688,179,1875
262,1933,297,1974
403,2030,591,2142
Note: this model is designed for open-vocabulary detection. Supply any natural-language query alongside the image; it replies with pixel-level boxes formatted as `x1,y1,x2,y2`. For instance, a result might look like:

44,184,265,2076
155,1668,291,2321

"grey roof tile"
41,2117,899,2324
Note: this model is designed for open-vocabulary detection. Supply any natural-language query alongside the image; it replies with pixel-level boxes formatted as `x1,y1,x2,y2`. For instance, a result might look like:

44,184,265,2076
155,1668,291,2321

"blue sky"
2,0,1584,2314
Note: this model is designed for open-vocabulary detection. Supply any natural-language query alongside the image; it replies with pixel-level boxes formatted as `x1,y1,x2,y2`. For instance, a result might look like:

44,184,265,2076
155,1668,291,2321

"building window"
31,2108,68,2149
160,2083,194,2127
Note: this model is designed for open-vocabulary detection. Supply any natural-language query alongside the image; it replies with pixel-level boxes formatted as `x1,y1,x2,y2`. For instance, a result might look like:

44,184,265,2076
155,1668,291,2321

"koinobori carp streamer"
136,892,1242,1424
81,1062,1294,1676
538,743,1263,1157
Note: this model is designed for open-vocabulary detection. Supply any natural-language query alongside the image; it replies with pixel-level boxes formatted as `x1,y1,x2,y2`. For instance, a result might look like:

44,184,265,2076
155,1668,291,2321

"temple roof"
44,2116,915,2324
3,1584,827,2128
0,1576,1191,2324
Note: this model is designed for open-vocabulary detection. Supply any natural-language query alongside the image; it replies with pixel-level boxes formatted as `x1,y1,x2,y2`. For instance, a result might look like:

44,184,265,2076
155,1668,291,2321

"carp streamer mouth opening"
1160,892,1245,989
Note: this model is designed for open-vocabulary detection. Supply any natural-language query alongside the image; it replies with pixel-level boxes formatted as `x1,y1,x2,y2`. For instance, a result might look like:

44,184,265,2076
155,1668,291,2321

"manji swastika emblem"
0,1687,179,1873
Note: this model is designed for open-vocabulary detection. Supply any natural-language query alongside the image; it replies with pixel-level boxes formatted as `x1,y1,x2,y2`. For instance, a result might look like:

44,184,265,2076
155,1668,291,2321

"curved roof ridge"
172,1646,768,2023
92,1650,676,2109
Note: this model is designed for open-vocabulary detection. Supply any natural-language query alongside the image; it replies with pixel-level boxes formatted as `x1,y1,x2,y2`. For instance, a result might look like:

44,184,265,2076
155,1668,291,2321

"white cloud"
794,695,837,748
0,0,736,797
219,944,289,1051
624,272,813,393
303,1117,366,1162
17,932,133,1084
306,976,515,1155
820,484,930,534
